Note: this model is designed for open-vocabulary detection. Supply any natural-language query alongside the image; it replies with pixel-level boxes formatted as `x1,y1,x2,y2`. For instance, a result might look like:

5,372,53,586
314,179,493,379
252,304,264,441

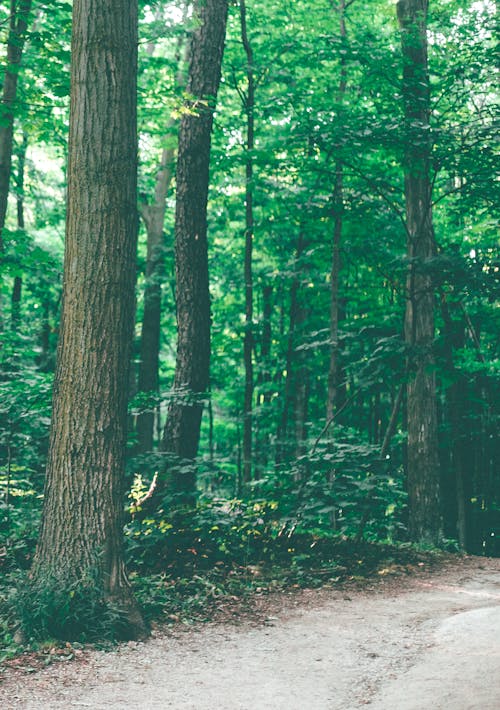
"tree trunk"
326,0,347,421
276,231,310,467
240,0,255,484
136,21,190,454
260,283,273,401
440,291,469,549
397,0,442,545
10,132,27,331
254,283,272,477
161,0,228,498
0,0,32,252
31,0,145,639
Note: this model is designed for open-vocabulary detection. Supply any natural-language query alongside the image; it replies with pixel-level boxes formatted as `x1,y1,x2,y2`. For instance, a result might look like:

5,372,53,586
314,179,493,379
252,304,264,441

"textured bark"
398,0,442,545
161,0,228,496
0,0,31,252
32,0,145,636
240,0,255,484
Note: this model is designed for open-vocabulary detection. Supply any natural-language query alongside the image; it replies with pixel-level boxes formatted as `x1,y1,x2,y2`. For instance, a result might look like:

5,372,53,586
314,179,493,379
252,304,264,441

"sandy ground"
1,556,500,709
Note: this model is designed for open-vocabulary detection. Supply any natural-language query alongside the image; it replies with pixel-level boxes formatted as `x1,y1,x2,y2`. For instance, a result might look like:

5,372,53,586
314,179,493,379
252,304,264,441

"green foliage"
125,497,282,573
276,437,407,542
128,529,445,626
9,570,129,643
0,0,498,651
0,470,41,573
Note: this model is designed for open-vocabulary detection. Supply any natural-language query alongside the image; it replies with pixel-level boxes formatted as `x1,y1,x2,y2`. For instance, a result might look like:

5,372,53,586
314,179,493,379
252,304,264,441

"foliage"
8,569,130,643
0,0,498,648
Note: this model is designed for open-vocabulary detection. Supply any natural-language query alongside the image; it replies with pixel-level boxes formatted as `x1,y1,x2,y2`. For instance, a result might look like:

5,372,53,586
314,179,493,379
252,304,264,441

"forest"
0,0,498,647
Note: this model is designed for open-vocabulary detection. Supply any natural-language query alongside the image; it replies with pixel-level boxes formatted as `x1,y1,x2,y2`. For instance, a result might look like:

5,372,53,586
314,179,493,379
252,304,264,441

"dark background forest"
0,0,498,647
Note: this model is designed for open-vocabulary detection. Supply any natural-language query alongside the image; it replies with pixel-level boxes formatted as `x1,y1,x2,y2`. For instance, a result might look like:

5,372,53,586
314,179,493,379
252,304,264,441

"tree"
161,0,229,498
326,0,347,421
240,0,255,483
136,4,190,455
397,0,442,544
30,0,146,639
0,0,32,253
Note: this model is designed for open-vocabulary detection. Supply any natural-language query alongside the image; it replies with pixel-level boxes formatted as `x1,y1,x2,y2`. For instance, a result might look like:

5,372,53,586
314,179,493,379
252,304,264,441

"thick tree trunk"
0,0,32,252
161,0,228,497
398,0,442,545
240,0,255,484
32,0,145,638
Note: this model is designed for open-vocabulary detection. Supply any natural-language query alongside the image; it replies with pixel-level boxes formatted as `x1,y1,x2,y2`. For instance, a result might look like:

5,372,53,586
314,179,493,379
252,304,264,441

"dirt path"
2,556,500,709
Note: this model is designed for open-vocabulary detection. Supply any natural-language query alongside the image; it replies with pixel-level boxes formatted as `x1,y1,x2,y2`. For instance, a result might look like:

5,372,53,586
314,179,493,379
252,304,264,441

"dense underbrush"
0,483,447,661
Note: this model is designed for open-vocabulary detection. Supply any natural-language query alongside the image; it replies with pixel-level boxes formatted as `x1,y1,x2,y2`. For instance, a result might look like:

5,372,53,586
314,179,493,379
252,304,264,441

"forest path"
2,556,500,709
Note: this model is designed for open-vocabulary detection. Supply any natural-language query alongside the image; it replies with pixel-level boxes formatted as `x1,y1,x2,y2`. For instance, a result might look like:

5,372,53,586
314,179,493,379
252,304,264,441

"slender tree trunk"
136,188,167,453
294,351,310,461
37,298,53,372
260,284,273,402
161,0,228,498
0,0,32,250
440,291,469,549
32,0,145,638
0,1,31,328
254,283,272,477
397,0,442,545
326,0,347,421
240,0,255,484
10,132,27,330
276,236,302,465
136,21,190,454
276,231,310,467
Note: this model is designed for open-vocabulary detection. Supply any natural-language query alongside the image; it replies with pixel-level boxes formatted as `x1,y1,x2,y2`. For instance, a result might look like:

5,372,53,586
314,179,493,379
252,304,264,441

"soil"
1,555,500,709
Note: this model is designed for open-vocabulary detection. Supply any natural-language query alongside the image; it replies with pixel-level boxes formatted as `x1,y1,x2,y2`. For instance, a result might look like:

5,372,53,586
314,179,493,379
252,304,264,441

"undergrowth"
0,494,447,661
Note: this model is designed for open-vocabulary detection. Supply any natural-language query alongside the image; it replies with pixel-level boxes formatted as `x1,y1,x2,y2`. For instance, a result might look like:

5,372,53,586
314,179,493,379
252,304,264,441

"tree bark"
161,0,228,498
240,0,255,484
32,0,145,638
397,0,442,545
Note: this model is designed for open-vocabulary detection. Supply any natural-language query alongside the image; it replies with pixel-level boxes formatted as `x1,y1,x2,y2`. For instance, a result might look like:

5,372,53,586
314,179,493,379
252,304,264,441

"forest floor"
1,554,499,709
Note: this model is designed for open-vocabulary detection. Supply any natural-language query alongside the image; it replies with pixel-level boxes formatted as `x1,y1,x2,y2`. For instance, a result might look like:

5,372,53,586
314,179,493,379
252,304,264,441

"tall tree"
0,0,32,253
161,0,229,497
397,0,442,544
31,0,146,638
240,0,255,483
10,131,27,330
326,0,347,421
136,22,190,455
